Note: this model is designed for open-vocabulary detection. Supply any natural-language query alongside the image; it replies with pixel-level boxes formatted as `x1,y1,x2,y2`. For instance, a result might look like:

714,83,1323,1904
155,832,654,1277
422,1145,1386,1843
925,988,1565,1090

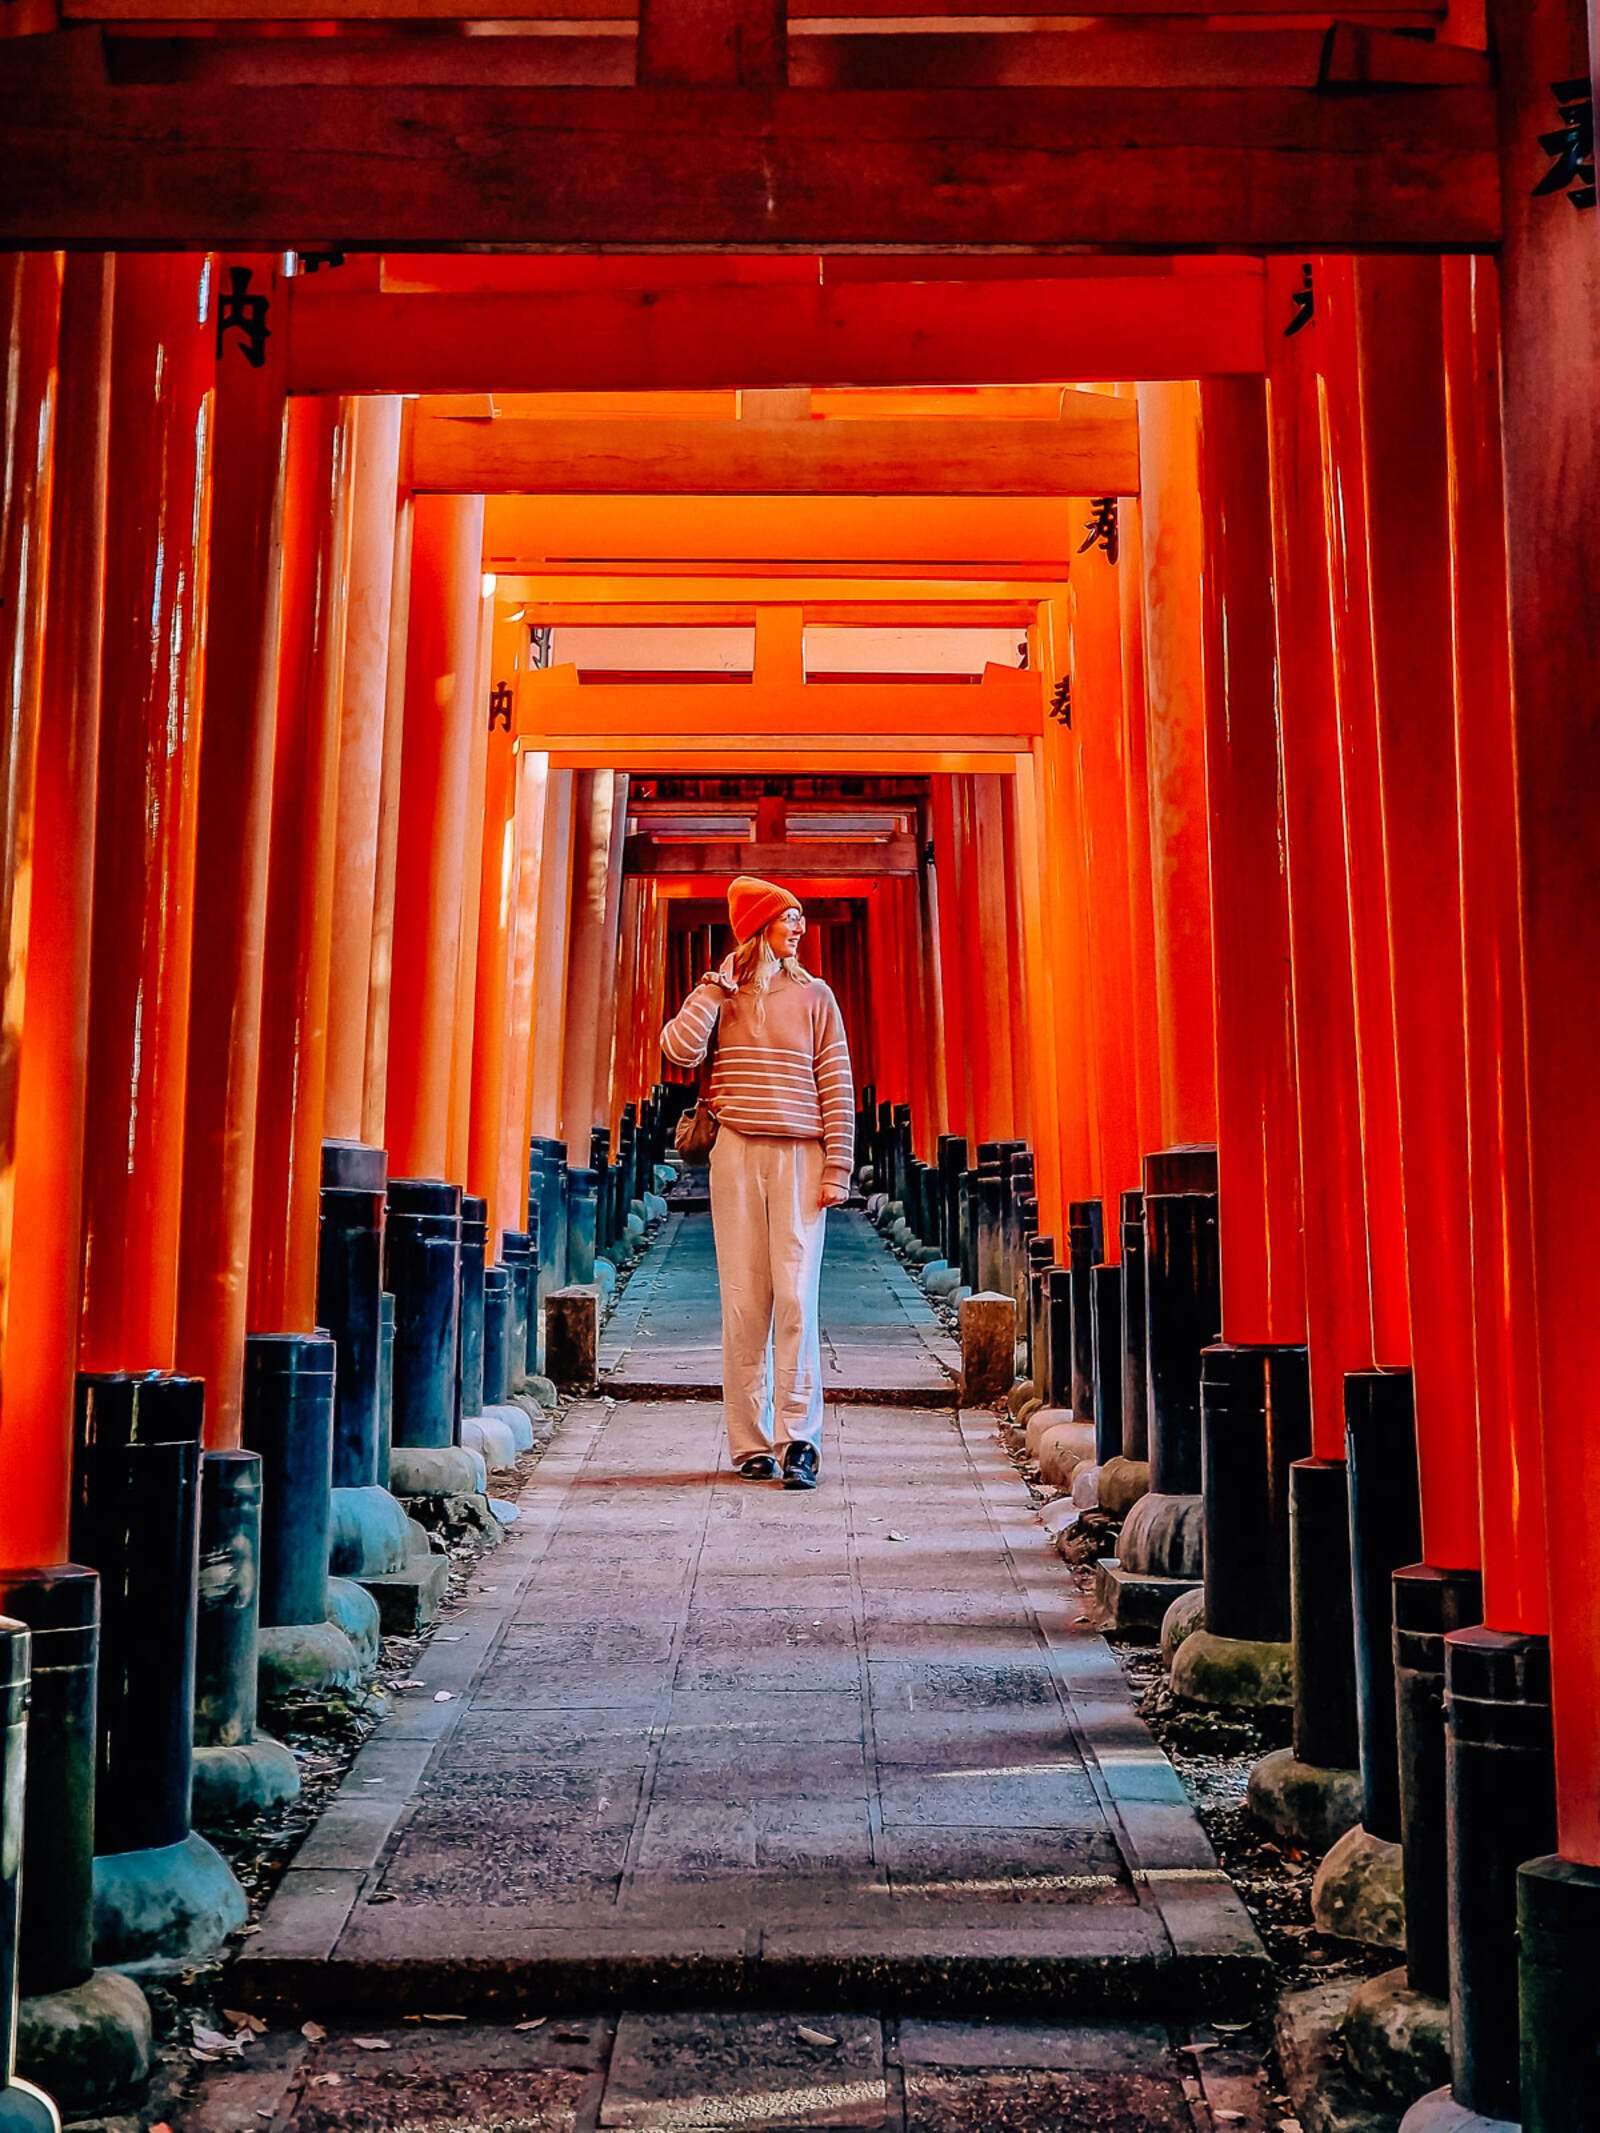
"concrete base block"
258,1618,364,1703
1312,1824,1407,1952
644,1191,668,1222
92,1830,248,1970
924,1264,961,1300
485,1400,536,1453
1159,1586,1207,1666
1346,1967,1451,2109
1071,1462,1101,1509
191,1732,301,1824
1097,1455,1152,1517
626,1211,646,1241
1399,2090,1515,2133
547,1284,600,1391
957,1291,1015,1406
1037,1420,1097,1489
1171,1626,1295,1711
593,1256,619,1297
1247,1746,1364,1855
327,1575,382,1672
359,1552,451,1635
1117,1489,1204,1579
1024,1405,1072,1458
1093,1557,1200,1638
461,1412,520,1471
391,1444,489,1496
16,1968,153,2117
519,1375,559,1411
328,1482,411,1578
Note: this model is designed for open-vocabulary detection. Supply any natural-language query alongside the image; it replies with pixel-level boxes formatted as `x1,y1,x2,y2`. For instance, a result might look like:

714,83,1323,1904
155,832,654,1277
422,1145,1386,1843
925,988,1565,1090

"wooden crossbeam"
408,406,1140,497
286,269,1267,393
625,834,919,873
517,661,1042,739
0,50,1499,250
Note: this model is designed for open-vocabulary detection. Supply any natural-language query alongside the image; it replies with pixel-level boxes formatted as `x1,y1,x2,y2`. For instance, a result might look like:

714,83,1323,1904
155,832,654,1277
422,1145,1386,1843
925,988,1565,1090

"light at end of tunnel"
481,571,498,597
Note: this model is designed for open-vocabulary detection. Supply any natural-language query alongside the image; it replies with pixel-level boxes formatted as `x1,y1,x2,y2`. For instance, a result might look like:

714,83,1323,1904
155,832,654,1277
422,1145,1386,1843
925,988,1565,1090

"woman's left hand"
819,1183,850,1212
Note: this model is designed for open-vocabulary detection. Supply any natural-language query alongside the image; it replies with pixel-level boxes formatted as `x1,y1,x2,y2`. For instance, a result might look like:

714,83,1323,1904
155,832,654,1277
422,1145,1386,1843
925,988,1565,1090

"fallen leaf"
1178,2042,1218,2056
193,2023,248,2057
223,2010,268,2035
885,1531,908,1543
309,2073,344,2088
552,2027,589,2042
367,1892,398,1905
188,2050,219,2064
352,2036,394,2052
433,1690,455,1703
1214,2115,1245,2126
301,2020,328,2043
420,2013,466,2023
1212,2022,1250,2034
797,2025,840,2048
513,2018,547,2032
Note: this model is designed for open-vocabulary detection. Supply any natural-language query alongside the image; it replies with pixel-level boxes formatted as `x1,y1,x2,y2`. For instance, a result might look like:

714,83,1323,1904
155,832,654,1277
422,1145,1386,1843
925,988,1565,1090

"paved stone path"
237,1214,1265,2114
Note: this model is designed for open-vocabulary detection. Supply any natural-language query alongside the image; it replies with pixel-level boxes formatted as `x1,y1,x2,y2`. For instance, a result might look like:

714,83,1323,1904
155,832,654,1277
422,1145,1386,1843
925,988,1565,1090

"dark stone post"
1199,1344,1311,1643
458,1193,489,1422
482,1265,512,1406
0,1619,61,2130
1067,1200,1103,1422
1119,1188,1149,1461
316,1138,387,1490
384,1178,462,1450
242,1335,337,1634
500,1228,535,1386
1290,1458,1362,1775
1345,1370,1421,1843
1393,1562,1483,1998
566,1168,600,1287
1142,1150,1221,1498
1091,1265,1123,1463
0,1569,97,1995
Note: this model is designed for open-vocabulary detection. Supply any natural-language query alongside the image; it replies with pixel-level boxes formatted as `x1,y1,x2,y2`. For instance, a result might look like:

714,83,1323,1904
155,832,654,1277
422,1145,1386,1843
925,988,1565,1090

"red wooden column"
1,256,109,1571
1030,594,1094,1223
448,577,495,1191
929,777,972,1144
361,475,414,1148
968,775,1016,1139
1135,383,1217,1152
0,253,60,1371
1262,256,1369,1782
385,496,484,1185
175,254,289,1446
1492,0,1600,2114
1442,257,1545,1640
496,743,550,1256
527,768,575,1145
559,770,619,1168
79,254,216,1379
1317,261,1412,1373
324,397,403,1150
1196,378,1306,1348
1117,495,1164,1158
247,397,356,1336
469,603,524,1255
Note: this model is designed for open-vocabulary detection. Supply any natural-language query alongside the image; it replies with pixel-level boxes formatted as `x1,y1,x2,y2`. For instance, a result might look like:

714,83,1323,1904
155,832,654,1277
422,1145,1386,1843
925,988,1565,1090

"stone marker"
958,1291,1015,1406
547,1284,599,1392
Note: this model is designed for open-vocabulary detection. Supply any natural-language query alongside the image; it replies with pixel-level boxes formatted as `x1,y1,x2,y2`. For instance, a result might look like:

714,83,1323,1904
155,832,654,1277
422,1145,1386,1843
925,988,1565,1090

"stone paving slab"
236,1222,1263,2024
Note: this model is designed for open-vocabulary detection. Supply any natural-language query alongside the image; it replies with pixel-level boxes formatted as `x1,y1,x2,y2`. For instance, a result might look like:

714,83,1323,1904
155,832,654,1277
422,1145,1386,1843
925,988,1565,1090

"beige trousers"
709,1127,827,1461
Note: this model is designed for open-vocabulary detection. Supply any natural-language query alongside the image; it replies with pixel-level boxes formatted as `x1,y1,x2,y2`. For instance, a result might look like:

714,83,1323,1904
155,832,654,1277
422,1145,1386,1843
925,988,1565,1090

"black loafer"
782,1442,821,1490
738,1453,781,1481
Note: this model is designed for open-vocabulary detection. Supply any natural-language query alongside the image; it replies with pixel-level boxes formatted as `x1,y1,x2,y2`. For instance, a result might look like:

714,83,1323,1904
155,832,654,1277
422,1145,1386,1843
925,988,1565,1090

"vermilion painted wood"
527,767,576,1145
384,494,484,1181
1263,256,1374,1462
360,478,414,1147
637,0,786,86
1314,259,1412,1372
248,396,356,1335
498,745,550,1246
0,253,59,1404
1135,383,1217,1151
176,254,291,1446
1351,256,1480,1571
0,68,1501,251
1196,377,1306,1347
1441,256,1546,1636
1116,492,1164,1161
78,254,215,1377
285,272,1267,395
1031,595,1098,1218
1493,0,1600,1862
470,612,526,1255
324,396,403,1146
1,254,108,1572
446,585,493,1188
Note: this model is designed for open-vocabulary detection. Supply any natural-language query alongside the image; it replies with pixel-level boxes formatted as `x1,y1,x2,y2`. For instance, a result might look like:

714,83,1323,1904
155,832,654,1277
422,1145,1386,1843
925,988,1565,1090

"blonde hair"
729,930,811,1019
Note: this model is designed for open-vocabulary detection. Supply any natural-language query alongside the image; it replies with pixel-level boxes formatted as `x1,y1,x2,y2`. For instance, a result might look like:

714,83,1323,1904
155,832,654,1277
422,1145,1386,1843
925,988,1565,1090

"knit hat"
727,874,803,944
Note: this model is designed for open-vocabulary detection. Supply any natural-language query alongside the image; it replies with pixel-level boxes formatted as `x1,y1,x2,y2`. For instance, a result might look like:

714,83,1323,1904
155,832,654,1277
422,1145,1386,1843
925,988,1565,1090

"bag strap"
695,988,721,1105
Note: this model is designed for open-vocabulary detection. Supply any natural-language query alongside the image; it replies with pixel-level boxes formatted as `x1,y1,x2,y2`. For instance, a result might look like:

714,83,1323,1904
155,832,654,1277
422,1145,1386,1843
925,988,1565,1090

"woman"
661,876,855,1489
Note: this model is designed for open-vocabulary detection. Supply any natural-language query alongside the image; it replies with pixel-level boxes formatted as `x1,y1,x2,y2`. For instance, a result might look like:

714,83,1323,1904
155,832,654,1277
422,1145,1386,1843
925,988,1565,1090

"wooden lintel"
286,270,1268,393
517,663,1043,740
637,0,785,86
625,835,919,874
0,55,1499,250
409,409,1140,497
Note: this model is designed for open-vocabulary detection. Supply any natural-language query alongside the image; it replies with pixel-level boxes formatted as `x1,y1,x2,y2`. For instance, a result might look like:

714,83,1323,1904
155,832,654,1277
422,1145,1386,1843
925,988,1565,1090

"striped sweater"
661,959,856,1194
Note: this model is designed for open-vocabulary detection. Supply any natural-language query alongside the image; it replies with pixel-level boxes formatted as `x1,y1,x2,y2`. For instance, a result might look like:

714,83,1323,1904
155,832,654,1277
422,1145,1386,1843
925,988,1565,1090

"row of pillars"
0,251,678,2118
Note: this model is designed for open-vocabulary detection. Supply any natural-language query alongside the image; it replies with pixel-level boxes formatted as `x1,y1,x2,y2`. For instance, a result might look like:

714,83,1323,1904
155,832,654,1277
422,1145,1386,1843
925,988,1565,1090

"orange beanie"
727,874,802,945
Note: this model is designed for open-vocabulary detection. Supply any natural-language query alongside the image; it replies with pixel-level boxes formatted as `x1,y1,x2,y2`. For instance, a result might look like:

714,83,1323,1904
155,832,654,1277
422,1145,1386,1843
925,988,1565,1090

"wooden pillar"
1264,257,1375,1460
1317,260,1412,1371
469,605,520,1251
1351,256,1481,1572
1,255,109,1569
384,494,483,1184
929,776,972,1144
361,476,413,1147
175,254,290,1445
1196,378,1307,1346
1117,493,1165,1156
79,254,215,1376
496,744,550,1255
559,769,618,1165
1136,382,1217,1150
1492,0,1600,1868
324,396,403,1147
591,773,630,1134
969,774,1016,1139
447,575,494,1187
0,252,60,1367
1443,256,1546,1636
917,810,949,1149
247,397,356,1335
527,768,576,1142
1012,746,1063,1234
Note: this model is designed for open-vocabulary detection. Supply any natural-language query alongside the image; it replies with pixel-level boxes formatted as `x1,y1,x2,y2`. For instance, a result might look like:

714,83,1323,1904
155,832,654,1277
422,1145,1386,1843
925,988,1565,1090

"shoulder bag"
673,996,722,1160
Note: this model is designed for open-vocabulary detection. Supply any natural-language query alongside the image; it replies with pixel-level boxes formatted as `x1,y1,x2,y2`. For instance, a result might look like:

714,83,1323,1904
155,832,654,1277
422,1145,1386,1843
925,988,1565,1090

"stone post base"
191,1734,301,1824
17,1969,152,2117
1312,1823,1406,1951
1247,1745,1363,1854
91,1831,248,1970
